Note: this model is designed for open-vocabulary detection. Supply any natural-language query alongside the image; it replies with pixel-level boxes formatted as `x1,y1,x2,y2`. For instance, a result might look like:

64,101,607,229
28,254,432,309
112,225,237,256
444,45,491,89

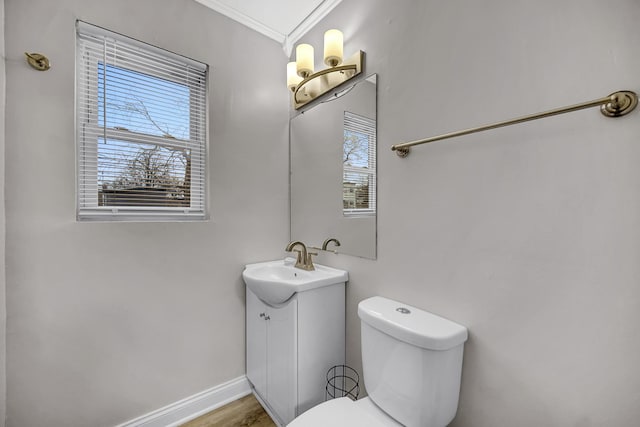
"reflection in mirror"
290,74,377,259
343,111,376,216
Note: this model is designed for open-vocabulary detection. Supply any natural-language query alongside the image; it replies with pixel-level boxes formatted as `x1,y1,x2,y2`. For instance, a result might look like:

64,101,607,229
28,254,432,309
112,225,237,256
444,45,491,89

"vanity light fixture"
287,29,364,109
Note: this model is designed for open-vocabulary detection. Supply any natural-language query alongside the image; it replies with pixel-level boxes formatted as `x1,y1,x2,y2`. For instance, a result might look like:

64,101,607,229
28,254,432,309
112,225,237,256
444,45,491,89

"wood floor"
181,394,276,427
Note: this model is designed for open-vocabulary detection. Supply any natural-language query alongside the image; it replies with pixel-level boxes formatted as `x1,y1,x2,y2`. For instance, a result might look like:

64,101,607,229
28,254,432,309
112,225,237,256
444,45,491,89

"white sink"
243,258,348,305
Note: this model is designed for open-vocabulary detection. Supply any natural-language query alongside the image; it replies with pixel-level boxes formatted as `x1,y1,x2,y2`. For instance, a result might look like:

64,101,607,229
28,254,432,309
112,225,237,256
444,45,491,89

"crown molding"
285,0,343,55
194,0,286,44
193,0,343,56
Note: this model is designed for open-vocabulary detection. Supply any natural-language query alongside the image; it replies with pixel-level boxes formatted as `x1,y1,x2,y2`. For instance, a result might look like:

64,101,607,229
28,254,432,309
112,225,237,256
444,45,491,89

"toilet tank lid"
358,296,468,350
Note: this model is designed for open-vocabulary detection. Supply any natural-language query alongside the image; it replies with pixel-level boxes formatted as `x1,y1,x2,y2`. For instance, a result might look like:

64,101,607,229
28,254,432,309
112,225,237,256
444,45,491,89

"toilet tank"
358,297,468,427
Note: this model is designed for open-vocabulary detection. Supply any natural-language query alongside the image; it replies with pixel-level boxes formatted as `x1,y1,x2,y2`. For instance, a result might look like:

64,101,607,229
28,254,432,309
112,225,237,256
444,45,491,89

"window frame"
76,21,208,221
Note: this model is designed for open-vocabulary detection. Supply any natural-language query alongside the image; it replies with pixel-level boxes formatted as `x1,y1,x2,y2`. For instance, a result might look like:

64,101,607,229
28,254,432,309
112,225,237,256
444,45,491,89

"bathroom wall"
3,0,289,426
0,0,6,424
300,0,640,426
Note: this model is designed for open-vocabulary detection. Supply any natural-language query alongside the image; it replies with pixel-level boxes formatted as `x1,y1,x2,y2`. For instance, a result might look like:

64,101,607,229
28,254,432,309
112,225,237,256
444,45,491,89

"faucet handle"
306,251,318,269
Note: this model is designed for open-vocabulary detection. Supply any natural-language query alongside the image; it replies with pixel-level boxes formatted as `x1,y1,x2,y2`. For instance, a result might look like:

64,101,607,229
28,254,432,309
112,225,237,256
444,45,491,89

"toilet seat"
287,397,402,427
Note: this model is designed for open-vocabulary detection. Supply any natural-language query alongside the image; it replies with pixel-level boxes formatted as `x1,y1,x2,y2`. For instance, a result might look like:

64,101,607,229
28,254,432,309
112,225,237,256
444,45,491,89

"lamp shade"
287,62,303,91
296,44,314,77
324,29,343,66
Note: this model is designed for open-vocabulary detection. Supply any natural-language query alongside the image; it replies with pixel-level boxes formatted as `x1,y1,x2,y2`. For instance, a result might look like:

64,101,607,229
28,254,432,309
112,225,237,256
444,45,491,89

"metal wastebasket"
325,365,360,401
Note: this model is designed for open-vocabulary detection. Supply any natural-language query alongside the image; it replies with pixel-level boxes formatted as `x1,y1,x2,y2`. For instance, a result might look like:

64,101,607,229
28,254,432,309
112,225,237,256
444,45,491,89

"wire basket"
326,365,360,401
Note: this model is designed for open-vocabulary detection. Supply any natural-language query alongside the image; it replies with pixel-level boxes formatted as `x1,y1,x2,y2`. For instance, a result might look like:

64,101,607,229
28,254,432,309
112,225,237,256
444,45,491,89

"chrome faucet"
285,241,317,271
322,238,341,252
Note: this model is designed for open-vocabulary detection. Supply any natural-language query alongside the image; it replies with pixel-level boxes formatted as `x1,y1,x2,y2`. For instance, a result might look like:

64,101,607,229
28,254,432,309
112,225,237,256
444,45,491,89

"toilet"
288,296,468,427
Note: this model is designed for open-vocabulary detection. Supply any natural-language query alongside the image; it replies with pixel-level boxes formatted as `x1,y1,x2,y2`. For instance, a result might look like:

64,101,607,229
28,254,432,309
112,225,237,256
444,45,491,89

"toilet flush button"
396,307,411,314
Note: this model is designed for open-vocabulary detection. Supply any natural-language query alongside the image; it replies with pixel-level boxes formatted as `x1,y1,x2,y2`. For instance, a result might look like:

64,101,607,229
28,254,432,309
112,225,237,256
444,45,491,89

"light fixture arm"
291,50,364,109
293,64,358,104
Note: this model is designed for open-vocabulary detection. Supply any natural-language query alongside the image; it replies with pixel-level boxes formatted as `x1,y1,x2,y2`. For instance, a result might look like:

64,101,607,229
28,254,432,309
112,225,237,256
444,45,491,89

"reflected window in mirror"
343,112,376,216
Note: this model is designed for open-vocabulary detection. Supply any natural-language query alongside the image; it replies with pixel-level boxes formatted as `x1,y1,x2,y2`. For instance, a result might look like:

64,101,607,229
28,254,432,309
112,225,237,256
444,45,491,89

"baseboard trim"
115,376,252,427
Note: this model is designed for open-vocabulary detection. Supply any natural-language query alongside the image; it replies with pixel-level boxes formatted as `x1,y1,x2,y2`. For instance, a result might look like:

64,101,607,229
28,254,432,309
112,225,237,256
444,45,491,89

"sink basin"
243,258,348,305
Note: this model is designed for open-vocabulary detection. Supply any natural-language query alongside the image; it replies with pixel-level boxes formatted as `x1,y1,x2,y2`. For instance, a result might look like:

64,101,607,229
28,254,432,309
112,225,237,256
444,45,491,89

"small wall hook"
25,52,51,71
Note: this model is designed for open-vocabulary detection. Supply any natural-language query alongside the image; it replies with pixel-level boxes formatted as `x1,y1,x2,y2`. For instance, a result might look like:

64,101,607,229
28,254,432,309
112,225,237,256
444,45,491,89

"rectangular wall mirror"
290,74,377,259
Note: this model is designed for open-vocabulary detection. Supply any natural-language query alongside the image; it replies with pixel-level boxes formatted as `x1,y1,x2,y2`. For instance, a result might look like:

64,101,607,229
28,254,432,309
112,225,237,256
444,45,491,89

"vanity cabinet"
246,282,345,426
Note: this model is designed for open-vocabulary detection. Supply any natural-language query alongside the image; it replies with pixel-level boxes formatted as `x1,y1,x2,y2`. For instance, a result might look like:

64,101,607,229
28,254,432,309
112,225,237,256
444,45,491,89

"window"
76,21,208,221
343,111,376,215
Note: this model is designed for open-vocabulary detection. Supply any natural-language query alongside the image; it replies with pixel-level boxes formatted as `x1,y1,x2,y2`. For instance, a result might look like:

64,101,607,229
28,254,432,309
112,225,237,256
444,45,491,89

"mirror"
290,74,377,259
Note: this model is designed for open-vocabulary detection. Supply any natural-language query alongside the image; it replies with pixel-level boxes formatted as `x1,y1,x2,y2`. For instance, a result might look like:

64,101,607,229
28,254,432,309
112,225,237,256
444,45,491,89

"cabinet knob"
259,312,266,318
264,315,271,321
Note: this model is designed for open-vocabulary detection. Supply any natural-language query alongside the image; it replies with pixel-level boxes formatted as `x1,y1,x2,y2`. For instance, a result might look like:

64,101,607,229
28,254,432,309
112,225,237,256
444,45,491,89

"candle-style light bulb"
296,44,314,78
287,62,303,91
324,29,343,67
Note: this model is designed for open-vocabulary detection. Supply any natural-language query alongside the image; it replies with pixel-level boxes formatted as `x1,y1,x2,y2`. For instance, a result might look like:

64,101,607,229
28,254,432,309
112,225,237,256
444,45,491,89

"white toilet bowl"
288,396,401,427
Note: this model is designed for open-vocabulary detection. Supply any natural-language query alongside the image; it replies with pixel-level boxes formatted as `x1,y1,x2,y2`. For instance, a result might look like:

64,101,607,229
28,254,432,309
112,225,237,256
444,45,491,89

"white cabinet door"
266,299,298,424
246,289,267,399
246,283,343,426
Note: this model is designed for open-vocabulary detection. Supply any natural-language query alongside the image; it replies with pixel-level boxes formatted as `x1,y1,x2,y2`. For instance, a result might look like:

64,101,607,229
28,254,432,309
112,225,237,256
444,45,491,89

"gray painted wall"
0,0,6,424
3,0,289,426
299,0,640,426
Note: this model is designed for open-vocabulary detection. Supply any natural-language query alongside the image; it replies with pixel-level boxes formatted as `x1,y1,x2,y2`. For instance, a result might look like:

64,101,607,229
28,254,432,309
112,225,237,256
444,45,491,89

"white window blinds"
76,21,208,221
343,111,376,216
